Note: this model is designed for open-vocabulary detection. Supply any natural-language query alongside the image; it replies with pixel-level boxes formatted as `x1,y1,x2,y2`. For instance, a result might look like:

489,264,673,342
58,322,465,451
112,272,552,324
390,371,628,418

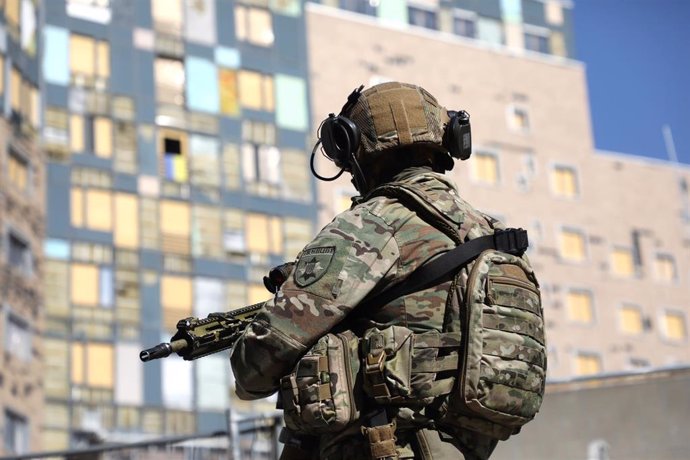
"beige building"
0,119,45,454
306,3,690,380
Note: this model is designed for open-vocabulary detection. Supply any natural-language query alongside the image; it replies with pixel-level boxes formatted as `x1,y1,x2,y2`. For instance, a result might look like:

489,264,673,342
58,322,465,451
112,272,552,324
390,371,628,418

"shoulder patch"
294,246,336,287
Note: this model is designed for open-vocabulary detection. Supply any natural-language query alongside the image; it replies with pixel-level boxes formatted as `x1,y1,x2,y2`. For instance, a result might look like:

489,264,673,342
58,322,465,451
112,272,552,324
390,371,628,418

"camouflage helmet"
344,81,454,170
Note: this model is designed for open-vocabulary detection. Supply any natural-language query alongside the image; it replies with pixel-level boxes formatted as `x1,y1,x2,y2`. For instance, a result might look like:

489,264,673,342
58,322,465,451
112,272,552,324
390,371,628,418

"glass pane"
114,194,139,248
71,263,99,306
86,189,113,231
70,34,95,76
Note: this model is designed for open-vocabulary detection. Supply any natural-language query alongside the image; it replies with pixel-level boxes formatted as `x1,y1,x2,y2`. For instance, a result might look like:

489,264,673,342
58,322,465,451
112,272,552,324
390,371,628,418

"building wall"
492,367,690,460
306,4,690,380
0,0,44,455
39,0,316,451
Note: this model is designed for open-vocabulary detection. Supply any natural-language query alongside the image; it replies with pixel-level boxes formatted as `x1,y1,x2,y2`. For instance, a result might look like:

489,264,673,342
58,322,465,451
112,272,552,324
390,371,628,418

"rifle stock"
140,302,264,362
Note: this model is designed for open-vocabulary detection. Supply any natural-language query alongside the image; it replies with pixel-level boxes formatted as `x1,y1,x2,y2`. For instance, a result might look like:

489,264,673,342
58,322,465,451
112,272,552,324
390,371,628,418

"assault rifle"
139,302,263,362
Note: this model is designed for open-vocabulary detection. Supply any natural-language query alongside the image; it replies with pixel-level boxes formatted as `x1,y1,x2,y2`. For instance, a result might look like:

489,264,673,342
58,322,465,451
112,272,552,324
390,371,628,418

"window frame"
407,3,438,30
564,287,596,326
234,4,275,47
452,8,477,39
572,350,603,377
549,162,580,200
523,24,551,54
654,252,677,283
4,310,32,362
506,103,531,134
469,149,501,187
557,225,588,264
618,303,645,336
6,228,33,276
6,145,32,195
610,245,637,278
4,409,29,454
659,309,687,344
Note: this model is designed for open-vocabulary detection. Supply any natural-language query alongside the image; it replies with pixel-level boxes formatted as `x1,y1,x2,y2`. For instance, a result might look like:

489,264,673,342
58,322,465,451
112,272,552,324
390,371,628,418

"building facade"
38,0,316,452
0,0,44,457
306,1,690,380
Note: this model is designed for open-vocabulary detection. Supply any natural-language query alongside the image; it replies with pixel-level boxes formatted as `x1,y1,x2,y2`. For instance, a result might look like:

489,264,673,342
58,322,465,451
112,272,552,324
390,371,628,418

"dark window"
164,138,182,155
4,410,28,454
339,0,376,15
453,16,476,38
8,232,32,275
6,314,31,361
408,6,437,30
524,32,549,53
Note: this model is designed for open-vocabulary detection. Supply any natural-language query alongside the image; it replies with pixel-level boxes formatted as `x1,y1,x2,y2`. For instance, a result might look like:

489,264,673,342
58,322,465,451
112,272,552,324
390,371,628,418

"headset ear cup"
320,115,361,168
444,111,472,161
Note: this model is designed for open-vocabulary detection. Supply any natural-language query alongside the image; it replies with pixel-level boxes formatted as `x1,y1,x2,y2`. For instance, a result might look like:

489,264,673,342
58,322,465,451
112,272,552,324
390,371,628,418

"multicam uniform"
230,169,501,460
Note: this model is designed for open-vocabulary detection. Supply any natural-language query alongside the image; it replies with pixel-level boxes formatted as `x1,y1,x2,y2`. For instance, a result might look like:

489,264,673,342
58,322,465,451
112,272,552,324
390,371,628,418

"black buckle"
494,228,529,255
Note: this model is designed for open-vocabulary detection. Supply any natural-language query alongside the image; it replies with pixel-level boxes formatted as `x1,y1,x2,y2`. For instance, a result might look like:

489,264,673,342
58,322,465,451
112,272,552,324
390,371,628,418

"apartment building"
38,0,315,452
306,1,690,380
0,0,44,457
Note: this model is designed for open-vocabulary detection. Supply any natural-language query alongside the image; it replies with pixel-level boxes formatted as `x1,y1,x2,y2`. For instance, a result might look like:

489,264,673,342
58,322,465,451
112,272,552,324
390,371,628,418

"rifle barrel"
140,339,188,362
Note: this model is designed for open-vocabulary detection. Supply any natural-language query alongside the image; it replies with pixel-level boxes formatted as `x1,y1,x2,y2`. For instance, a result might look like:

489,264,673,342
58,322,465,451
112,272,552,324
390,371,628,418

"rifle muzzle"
140,339,188,362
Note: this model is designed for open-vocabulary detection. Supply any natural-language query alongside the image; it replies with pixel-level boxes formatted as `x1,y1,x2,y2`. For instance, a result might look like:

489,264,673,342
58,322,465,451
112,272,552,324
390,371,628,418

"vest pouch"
280,331,361,434
362,326,415,404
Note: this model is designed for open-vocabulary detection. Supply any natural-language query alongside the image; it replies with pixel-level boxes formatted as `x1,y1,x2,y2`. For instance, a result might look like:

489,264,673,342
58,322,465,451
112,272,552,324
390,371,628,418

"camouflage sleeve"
230,206,400,399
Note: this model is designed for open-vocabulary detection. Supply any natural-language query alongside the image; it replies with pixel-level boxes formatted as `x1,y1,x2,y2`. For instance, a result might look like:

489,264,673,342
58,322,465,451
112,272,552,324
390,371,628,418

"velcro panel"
490,280,541,316
482,329,546,368
482,311,545,346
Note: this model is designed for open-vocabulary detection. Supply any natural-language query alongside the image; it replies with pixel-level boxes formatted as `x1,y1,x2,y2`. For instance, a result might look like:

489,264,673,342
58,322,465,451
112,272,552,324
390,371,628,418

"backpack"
361,178,546,441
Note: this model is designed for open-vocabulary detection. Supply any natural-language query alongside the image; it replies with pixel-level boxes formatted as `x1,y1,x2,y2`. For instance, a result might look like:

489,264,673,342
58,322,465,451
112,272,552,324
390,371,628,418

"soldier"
230,82,533,459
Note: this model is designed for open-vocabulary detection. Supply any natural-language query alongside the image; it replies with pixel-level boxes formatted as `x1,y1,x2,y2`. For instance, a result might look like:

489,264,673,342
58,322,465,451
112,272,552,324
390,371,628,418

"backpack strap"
358,228,528,311
360,180,528,310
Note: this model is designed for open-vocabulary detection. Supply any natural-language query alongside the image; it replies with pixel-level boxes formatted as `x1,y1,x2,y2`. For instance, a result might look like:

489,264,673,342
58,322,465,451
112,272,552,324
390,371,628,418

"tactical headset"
310,85,473,183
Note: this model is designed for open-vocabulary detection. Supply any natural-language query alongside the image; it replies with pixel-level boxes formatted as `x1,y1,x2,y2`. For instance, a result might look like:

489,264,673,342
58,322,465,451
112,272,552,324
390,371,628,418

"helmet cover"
344,82,451,167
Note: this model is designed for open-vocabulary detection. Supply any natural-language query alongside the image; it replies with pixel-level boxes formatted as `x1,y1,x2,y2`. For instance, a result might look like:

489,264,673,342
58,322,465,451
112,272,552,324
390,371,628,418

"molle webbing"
362,421,399,460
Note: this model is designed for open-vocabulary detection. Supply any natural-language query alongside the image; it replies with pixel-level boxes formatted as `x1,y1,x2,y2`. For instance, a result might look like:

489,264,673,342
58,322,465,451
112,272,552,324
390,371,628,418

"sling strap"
359,227,528,312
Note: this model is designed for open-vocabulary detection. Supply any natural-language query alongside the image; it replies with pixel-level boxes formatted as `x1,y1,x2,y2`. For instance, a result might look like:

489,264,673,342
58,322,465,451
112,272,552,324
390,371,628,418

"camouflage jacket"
230,169,501,456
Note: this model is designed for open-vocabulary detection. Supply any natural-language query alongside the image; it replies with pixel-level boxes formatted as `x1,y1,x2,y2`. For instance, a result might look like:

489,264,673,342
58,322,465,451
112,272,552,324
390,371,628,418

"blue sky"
573,0,690,164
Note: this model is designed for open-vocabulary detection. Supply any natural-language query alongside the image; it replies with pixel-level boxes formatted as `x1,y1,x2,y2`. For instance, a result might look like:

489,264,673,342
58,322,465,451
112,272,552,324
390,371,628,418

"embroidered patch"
294,246,336,287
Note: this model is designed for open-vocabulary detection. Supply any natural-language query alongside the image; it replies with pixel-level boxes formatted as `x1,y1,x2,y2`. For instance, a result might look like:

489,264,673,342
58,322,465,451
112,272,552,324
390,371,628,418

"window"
69,33,110,87
552,165,578,198
71,188,113,231
114,194,139,248
524,31,549,54
662,311,686,341
44,107,70,155
574,352,601,376
281,149,311,201
70,115,85,152
160,200,191,255
611,248,634,277
566,290,593,324
339,0,376,15
151,0,182,35
508,105,530,132
471,152,499,185
477,17,503,45
223,144,241,190
67,0,112,24
140,199,160,250
560,228,586,262
113,121,137,173
219,69,240,116
93,116,113,158
159,129,189,183
246,213,283,255
224,209,245,257
453,11,476,38
71,263,112,307
155,58,185,106
71,342,114,388
8,231,32,275
234,5,274,46
189,135,220,188
161,275,192,329
238,70,274,111
6,314,31,361
4,410,28,454
408,6,437,30
7,149,29,193
192,205,222,258
545,1,564,25
242,144,281,185
45,261,70,318
284,218,312,260
620,305,643,334
655,254,676,282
